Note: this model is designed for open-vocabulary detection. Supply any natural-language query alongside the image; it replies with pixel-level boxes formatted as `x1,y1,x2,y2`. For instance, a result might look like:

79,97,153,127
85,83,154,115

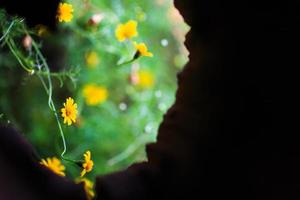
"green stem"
22,26,71,161
118,58,136,66
31,41,53,111
36,71,69,87
36,67,68,160
37,73,72,161
0,20,15,42
4,19,77,164
6,38,32,72
107,133,150,166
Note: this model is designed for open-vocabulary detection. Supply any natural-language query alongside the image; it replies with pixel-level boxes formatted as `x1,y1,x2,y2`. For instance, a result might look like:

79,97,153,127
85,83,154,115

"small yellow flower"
57,2,74,23
83,84,108,106
134,42,153,58
115,20,138,42
35,24,50,37
136,70,155,88
61,97,78,126
40,157,66,176
81,151,94,177
76,178,95,200
85,51,100,68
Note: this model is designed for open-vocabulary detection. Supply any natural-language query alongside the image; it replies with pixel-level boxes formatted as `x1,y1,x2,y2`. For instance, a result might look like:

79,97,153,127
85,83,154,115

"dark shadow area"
0,125,86,200
1,0,299,200
0,0,59,29
96,1,300,199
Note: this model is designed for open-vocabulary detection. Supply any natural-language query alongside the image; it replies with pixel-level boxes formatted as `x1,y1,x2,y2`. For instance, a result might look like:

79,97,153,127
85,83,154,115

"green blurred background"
0,0,189,179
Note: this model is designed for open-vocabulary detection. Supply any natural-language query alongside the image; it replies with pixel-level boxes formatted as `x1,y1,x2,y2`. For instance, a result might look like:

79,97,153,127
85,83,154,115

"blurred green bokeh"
0,0,189,180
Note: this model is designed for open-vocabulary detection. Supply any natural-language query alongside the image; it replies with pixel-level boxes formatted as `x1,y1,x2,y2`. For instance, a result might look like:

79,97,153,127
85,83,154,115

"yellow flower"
81,151,94,177
40,157,66,177
61,97,78,126
76,178,95,200
35,24,50,37
115,20,138,42
57,3,74,23
85,51,100,68
83,84,108,106
136,70,155,88
134,42,153,58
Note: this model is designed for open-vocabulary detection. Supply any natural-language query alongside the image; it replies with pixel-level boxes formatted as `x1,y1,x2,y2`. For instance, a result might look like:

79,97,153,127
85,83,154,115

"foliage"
0,0,189,181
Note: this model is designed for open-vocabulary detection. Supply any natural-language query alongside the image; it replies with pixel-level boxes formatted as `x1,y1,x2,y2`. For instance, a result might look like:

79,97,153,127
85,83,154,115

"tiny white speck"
119,103,127,111
145,123,153,133
161,39,169,47
155,90,162,98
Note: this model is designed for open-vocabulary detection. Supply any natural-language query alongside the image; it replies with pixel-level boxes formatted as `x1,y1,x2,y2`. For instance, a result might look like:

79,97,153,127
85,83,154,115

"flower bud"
22,35,32,50
88,13,104,26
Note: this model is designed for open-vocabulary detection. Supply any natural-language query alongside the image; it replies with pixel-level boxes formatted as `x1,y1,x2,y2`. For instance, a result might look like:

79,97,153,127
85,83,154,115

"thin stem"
6,38,32,72
4,19,77,164
23,26,70,160
107,133,150,166
0,20,15,42
37,70,68,158
37,71,66,77
36,71,75,87
31,41,54,110
37,73,68,159
52,101,67,158
118,58,136,66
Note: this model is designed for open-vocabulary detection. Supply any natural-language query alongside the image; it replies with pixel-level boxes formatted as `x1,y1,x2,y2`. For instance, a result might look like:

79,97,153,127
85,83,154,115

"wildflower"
57,2,74,23
40,157,65,176
115,20,138,42
85,51,100,68
35,24,50,37
135,70,155,88
76,178,95,200
81,151,94,177
61,97,78,126
134,42,153,58
83,84,108,106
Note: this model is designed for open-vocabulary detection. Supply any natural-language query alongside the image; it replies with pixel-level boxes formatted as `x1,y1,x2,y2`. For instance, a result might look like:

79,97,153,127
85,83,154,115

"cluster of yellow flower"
40,149,94,199
41,96,94,199
115,20,155,88
39,3,115,199
56,3,153,57
115,20,153,58
39,2,156,199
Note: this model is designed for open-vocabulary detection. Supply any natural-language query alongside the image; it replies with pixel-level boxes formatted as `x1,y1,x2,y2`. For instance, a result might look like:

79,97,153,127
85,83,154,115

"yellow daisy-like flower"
83,84,108,106
136,70,155,88
76,178,95,200
85,51,100,68
81,151,94,177
115,20,138,42
40,157,66,177
57,2,74,23
134,42,153,58
61,97,78,126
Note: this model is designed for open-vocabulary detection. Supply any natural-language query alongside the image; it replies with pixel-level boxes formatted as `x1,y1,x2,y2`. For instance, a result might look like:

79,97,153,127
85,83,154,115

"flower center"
66,109,71,116
86,161,92,170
